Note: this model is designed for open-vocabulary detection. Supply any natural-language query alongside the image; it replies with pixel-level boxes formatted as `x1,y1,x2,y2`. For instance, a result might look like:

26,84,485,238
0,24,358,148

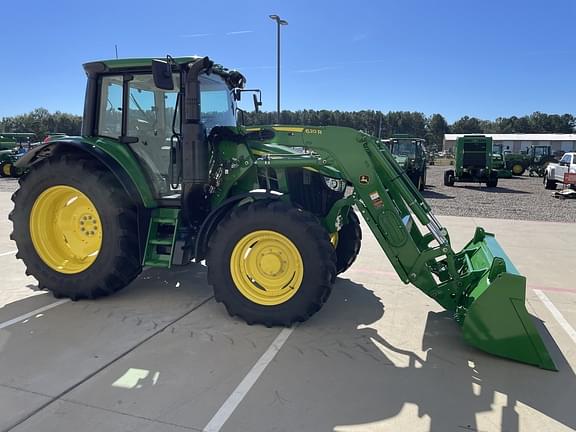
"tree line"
2,108,574,151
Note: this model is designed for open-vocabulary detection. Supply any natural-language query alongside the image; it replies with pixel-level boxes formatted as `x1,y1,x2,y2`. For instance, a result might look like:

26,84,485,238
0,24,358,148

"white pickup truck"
544,152,576,189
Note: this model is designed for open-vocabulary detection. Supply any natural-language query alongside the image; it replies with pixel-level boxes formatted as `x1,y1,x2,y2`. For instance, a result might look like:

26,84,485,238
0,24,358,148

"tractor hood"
392,154,409,167
243,125,344,179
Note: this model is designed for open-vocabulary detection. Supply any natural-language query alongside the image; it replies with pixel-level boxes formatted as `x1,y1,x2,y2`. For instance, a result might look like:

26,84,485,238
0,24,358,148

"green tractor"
382,134,427,191
0,147,25,177
444,135,499,188
491,152,513,179
527,145,557,177
10,56,555,370
0,133,35,177
493,143,557,177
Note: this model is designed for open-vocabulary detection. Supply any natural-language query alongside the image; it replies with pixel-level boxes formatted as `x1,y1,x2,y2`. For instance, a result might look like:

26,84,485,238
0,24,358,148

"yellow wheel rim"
512,164,523,175
230,230,304,306
2,163,11,176
30,185,102,274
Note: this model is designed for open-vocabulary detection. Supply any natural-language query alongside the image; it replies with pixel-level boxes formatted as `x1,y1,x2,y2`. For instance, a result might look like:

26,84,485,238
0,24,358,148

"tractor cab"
385,134,427,190
530,145,552,163
87,57,241,201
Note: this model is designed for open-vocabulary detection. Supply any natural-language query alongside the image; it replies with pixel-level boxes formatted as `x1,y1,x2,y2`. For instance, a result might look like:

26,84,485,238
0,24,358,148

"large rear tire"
486,174,498,188
207,200,336,326
334,210,362,275
510,162,525,176
9,155,142,299
0,161,11,178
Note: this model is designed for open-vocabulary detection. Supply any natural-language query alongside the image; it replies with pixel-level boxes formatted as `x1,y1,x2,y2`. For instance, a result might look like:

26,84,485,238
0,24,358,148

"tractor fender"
15,140,150,208
194,191,283,261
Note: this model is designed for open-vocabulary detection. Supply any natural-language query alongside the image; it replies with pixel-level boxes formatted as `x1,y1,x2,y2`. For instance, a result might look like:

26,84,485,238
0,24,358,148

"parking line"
0,299,69,330
534,289,576,344
0,250,17,257
203,327,296,432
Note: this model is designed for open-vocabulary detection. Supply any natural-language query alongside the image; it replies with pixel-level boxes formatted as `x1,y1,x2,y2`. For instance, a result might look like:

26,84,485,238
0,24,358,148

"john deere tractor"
10,56,555,369
382,134,427,191
0,133,35,177
493,143,557,177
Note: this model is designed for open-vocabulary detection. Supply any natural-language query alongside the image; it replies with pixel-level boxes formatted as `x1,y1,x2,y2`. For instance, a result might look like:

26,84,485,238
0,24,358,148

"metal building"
443,134,576,155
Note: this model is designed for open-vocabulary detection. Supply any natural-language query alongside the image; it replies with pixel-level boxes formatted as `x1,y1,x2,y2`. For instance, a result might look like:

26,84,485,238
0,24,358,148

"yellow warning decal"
273,127,305,133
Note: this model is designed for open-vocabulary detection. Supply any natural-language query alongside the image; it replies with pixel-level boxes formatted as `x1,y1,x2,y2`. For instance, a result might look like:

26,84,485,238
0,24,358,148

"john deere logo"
359,175,370,184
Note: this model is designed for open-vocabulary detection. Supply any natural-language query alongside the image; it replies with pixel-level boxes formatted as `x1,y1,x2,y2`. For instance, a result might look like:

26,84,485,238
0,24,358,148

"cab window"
98,76,123,138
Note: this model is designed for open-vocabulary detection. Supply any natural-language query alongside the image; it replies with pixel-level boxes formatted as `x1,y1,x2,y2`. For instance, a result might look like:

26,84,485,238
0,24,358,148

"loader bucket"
459,228,557,371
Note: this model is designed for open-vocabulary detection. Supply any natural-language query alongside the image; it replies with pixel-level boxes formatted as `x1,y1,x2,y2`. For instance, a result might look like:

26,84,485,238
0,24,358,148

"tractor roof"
83,56,246,88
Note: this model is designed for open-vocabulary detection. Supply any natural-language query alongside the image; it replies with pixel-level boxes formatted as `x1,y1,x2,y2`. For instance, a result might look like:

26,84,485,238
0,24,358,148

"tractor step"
143,208,180,268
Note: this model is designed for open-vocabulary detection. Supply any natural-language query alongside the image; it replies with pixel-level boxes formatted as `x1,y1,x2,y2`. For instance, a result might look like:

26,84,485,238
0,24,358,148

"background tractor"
444,135,499,187
491,152,513,179
9,56,555,370
493,143,557,177
382,134,427,191
0,132,35,177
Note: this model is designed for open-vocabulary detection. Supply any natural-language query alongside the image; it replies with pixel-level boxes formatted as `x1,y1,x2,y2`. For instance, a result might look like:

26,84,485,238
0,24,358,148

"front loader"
10,56,555,370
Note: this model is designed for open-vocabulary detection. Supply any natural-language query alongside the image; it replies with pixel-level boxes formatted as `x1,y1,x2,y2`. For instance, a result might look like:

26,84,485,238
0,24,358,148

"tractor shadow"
459,185,531,194
421,186,455,200
289,278,576,432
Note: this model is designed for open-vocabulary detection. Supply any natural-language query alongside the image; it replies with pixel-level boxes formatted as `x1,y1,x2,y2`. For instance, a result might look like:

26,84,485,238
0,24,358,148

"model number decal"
304,128,322,135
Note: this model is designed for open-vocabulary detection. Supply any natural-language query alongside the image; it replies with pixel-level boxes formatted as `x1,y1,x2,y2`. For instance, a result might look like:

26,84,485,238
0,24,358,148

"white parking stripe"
0,299,69,330
534,289,576,344
0,250,17,257
203,326,296,432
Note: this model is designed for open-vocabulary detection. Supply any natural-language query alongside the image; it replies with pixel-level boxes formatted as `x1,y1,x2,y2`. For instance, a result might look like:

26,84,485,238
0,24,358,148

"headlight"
323,177,347,192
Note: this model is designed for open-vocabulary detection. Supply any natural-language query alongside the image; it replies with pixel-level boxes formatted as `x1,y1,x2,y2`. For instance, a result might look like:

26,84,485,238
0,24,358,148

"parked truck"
544,152,576,190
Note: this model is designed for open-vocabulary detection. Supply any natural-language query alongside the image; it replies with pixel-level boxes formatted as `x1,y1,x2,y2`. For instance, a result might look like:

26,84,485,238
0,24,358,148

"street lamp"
269,14,288,123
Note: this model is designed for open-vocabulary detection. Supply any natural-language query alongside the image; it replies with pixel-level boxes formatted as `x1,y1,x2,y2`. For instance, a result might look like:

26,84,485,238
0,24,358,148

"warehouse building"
443,134,576,155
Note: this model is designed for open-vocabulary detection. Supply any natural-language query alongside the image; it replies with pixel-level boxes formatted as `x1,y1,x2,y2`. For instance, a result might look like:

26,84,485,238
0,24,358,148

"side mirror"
152,59,174,90
253,94,262,112
233,88,242,101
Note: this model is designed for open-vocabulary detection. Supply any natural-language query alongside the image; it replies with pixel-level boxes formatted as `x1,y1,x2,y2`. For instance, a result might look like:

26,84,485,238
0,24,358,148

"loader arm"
247,125,556,370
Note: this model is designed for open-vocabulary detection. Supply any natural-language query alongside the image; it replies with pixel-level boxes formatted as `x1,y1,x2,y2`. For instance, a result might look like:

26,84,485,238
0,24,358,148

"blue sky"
1,0,574,122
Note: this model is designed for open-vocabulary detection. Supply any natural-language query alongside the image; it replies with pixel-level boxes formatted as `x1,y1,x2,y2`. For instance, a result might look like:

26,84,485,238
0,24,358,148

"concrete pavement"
0,191,575,432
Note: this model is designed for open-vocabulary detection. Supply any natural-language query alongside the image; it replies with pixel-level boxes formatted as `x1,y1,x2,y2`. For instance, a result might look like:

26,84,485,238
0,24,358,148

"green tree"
450,116,483,134
426,114,449,151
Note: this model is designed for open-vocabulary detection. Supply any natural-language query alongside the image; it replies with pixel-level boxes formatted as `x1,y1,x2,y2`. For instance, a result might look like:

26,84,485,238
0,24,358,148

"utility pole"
269,15,288,124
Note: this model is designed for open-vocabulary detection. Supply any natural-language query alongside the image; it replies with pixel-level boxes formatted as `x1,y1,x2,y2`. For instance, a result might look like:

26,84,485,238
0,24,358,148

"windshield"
390,140,417,157
200,74,236,132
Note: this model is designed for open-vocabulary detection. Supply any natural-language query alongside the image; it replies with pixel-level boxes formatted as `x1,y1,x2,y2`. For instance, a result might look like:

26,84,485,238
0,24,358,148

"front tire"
419,170,426,191
444,170,455,186
544,173,557,190
207,200,336,326
334,210,362,275
10,155,142,299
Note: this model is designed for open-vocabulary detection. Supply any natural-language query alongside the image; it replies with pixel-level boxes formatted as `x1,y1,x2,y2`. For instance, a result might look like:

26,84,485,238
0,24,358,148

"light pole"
269,14,288,124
